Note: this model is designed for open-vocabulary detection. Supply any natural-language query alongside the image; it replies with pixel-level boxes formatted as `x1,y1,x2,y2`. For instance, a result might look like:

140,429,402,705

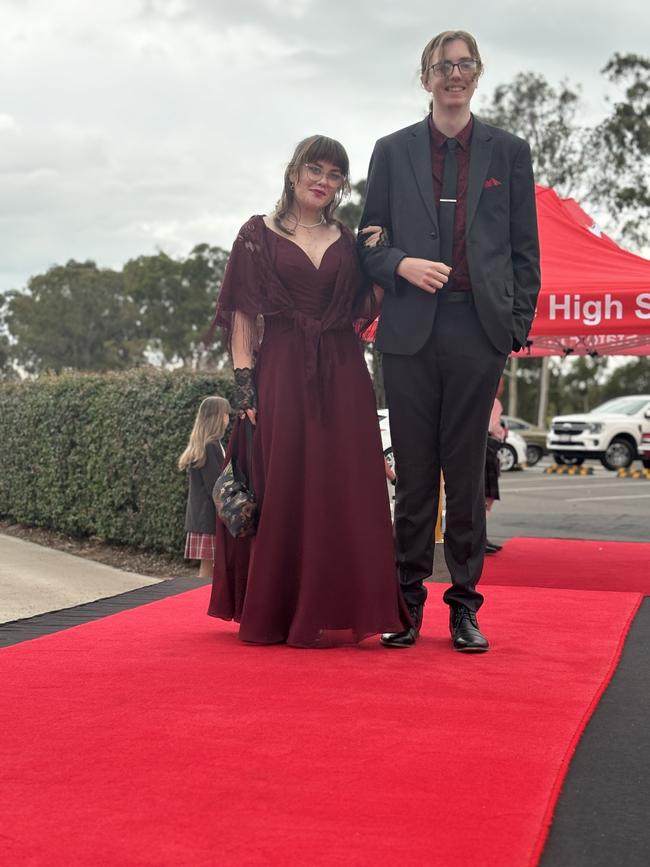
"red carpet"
482,537,650,593
0,584,640,867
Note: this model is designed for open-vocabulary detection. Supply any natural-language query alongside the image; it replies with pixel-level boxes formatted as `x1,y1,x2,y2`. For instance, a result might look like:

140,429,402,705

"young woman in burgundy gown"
207,135,410,648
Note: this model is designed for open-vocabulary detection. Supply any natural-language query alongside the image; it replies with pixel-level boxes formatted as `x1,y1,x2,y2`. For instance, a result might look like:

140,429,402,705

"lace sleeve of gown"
205,217,268,359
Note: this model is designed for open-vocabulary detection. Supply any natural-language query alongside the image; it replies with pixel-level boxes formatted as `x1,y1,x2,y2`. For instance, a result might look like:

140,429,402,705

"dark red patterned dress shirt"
428,114,474,291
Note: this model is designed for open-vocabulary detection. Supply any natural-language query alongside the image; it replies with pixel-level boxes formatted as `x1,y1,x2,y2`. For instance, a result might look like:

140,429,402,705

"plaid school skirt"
184,532,216,561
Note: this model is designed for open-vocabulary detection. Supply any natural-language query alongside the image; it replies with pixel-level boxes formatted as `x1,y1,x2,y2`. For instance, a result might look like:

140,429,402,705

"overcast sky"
0,0,648,292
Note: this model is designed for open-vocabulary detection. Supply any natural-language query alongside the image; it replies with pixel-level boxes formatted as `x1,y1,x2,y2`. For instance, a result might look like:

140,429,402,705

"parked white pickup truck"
640,431,650,467
547,395,650,470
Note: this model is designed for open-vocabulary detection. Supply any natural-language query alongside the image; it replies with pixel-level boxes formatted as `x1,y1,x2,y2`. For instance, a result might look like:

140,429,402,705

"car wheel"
497,443,517,472
526,444,543,466
600,438,636,471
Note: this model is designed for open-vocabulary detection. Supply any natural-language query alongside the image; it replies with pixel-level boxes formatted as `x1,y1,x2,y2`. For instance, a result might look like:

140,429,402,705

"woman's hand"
360,225,387,248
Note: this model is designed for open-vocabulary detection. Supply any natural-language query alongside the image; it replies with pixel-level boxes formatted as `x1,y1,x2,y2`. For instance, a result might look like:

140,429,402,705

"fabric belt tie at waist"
294,312,324,386
437,290,473,304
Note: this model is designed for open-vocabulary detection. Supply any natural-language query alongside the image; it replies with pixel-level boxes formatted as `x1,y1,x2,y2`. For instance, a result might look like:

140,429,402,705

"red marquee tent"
517,185,650,356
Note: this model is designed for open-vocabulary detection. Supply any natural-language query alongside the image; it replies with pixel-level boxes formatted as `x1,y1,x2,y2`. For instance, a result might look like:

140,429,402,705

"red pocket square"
484,177,502,188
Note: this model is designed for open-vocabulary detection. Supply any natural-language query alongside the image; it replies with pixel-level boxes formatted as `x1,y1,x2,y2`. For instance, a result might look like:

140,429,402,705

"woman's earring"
290,181,295,189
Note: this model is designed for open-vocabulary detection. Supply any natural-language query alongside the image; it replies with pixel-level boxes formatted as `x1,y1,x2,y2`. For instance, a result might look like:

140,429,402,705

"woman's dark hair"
273,135,351,235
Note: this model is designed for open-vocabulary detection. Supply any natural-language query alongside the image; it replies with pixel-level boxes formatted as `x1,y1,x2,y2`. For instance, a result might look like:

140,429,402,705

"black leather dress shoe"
485,539,502,554
449,606,489,652
381,604,423,648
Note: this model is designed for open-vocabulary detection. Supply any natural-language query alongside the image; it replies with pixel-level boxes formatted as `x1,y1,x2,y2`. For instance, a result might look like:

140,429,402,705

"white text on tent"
548,292,650,326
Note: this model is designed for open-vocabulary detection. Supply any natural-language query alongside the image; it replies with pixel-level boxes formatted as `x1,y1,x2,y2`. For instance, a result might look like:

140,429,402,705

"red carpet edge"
529,592,643,866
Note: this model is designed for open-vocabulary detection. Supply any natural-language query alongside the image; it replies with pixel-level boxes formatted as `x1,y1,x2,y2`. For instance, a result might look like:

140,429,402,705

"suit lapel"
466,117,494,231
407,120,438,229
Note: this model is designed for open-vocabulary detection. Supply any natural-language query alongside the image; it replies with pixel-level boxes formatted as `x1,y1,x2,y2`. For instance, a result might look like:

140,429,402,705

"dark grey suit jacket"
358,116,541,355
184,441,224,534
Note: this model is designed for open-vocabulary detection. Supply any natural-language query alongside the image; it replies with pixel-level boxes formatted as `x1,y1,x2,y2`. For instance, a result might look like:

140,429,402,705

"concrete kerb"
0,533,163,624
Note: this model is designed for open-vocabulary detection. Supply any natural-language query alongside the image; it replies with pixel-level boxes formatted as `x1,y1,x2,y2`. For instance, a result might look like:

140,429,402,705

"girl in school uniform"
179,396,231,578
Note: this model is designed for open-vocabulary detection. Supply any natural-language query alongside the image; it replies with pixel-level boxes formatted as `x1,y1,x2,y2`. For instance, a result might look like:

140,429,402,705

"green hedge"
0,369,234,554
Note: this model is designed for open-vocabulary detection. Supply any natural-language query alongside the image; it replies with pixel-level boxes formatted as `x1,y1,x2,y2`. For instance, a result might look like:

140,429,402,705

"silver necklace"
296,215,325,229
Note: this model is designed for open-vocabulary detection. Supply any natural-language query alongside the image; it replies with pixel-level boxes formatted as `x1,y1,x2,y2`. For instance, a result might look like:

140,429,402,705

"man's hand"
396,258,451,294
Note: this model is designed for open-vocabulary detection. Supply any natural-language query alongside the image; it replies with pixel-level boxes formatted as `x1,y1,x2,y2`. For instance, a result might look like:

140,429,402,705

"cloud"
0,0,648,291
0,112,20,133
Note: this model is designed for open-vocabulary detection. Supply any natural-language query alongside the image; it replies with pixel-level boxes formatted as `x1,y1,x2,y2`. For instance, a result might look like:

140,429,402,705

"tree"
182,244,230,369
479,55,650,246
337,180,366,230
479,72,586,195
548,356,610,416
2,261,146,373
598,358,650,401
0,333,18,380
594,54,650,247
1,244,231,375
122,244,229,369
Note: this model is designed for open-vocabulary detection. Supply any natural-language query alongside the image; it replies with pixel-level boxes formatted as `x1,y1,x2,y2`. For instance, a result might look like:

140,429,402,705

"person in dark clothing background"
485,377,506,554
179,396,231,578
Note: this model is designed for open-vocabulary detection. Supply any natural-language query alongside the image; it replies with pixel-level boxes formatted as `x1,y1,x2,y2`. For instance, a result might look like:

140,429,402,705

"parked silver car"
502,415,549,466
497,429,528,472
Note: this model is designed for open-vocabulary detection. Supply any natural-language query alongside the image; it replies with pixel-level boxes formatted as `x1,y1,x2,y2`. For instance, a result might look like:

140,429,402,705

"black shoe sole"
380,635,417,648
452,644,489,653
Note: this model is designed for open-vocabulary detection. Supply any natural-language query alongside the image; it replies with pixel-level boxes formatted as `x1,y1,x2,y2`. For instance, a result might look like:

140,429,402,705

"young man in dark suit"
359,30,541,651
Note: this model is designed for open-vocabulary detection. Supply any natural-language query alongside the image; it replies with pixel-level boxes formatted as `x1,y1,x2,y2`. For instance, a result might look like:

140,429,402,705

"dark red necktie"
439,137,458,290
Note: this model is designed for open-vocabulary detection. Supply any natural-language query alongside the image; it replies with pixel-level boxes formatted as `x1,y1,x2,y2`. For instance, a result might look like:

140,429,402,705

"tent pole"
537,356,551,428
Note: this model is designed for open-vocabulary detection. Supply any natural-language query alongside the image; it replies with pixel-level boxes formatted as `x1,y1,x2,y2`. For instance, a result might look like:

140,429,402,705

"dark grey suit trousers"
382,294,506,612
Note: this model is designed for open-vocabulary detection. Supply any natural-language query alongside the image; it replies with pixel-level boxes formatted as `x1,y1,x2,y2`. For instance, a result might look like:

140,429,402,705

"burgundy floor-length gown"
208,216,409,647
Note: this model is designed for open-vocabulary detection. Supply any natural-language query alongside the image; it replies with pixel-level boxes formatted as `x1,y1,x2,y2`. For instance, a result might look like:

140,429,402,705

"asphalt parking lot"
489,459,650,543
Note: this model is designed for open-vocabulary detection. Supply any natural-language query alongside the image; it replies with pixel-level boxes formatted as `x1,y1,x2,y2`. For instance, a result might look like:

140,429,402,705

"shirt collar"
428,114,474,151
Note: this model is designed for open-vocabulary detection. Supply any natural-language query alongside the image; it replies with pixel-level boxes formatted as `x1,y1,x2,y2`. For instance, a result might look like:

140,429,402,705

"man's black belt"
437,290,474,304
